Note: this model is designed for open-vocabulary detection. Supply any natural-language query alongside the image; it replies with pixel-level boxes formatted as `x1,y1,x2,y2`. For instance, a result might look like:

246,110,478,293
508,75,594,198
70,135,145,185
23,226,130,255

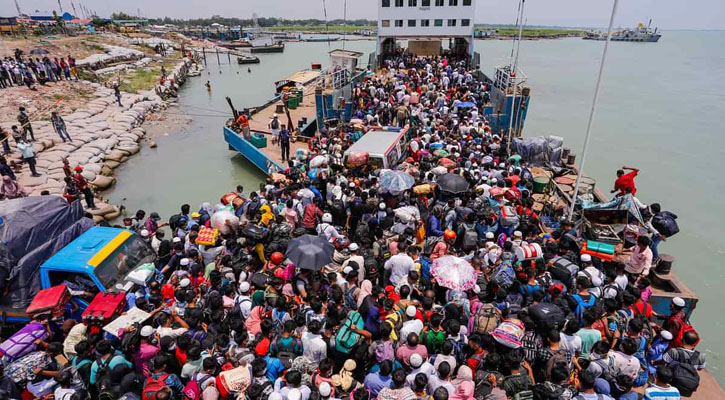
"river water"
106,31,725,381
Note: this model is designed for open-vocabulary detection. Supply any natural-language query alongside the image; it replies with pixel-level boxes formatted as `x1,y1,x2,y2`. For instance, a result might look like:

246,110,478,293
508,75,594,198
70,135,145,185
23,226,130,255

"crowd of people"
1,54,700,400
0,49,79,90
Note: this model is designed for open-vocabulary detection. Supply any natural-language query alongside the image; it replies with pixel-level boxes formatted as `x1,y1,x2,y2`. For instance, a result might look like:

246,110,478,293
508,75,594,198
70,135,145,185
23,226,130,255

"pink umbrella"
431,256,477,291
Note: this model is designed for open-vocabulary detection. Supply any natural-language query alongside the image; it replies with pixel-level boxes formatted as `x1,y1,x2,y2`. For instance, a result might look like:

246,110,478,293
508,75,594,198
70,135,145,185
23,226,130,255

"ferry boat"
584,20,661,42
237,54,261,64
250,42,285,53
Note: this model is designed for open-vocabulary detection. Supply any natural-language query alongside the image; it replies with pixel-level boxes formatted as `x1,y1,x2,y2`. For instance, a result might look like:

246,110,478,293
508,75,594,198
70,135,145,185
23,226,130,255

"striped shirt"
644,384,681,400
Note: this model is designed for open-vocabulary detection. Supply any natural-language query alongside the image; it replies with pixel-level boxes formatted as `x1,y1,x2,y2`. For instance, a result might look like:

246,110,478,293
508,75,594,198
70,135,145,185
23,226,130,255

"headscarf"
245,306,264,336
450,381,475,400
452,365,474,390
259,204,274,226
2,176,24,199
357,280,373,307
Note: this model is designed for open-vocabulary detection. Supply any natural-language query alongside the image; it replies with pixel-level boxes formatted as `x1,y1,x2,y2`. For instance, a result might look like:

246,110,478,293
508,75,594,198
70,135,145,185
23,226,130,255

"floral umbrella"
431,256,477,291
380,170,415,195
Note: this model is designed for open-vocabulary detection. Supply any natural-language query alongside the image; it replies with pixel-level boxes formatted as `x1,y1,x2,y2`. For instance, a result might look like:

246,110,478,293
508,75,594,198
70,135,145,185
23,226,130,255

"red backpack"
183,373,213,400
142,374,170,400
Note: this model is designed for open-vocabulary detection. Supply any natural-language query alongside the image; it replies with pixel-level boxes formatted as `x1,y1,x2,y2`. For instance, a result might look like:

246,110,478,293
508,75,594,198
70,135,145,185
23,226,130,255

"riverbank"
0,34,201,222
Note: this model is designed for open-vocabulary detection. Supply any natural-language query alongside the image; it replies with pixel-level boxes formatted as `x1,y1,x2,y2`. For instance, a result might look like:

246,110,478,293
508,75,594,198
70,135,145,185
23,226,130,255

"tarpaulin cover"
0,197,93,311
581,194,644,226
512,135,564,166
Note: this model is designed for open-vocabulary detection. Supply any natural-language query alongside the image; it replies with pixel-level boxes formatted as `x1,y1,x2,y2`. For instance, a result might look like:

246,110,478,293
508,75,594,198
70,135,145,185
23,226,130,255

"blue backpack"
334,311,364,354
571,294,596,324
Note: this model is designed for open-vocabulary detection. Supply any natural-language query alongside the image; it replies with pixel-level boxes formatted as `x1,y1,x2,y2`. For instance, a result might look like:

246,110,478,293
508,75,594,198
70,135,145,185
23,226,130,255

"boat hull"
251,44,285,53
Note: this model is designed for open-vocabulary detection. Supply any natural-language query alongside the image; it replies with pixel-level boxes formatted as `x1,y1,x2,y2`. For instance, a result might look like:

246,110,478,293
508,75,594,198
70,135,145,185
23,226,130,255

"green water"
106,32,725,381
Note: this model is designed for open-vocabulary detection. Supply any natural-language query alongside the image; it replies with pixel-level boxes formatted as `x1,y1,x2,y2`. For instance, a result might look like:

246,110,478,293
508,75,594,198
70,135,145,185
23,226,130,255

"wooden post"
227,51,231,64
216,47,220,65
202,47,207,64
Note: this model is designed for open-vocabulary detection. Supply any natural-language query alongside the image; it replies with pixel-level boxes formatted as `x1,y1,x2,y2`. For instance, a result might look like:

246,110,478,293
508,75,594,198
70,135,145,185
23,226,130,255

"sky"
2,0,724,30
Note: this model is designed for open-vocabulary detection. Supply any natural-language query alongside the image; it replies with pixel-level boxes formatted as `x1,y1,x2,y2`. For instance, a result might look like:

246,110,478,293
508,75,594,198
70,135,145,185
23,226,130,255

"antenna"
14,0,22,16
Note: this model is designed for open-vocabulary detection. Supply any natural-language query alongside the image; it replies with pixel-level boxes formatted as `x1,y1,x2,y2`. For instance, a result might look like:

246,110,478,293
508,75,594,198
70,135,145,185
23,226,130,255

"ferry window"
409,0,417,6
461,19,471,26
395,0,404,6
421,19,430,27
382,0,390,6
408,20,416,27
434,19,443,27
448,19,457,27
449,0,458,5
435,0,444,6
422,0,431,5
463,0,472,4
381,20,390,27
395,20,404,27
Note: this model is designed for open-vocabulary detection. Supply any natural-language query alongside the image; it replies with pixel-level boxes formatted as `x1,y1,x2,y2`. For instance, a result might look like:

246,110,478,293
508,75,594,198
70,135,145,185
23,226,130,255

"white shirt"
236,295,253,320
301,332,327,364
384,254,414,286
405,362,436,387
399,319,424,342
560,332,583,357
342,255,366,283
157,326,188,339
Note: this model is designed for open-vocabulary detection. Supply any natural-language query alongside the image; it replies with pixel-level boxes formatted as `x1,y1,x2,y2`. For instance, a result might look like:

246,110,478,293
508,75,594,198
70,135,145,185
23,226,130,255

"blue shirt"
363,372,392,398
264,355,285,382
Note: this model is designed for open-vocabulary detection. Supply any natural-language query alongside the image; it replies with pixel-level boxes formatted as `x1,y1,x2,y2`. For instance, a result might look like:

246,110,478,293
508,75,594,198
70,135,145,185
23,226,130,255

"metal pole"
567,0,619,220
507,0,525,155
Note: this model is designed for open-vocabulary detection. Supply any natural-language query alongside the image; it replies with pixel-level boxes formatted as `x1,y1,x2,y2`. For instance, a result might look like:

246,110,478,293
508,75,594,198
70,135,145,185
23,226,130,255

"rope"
343,0,348,50
567,0,620,220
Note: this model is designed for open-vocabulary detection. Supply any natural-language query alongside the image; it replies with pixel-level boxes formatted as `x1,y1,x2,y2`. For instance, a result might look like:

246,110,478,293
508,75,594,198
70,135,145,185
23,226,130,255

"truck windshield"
95,235,155,290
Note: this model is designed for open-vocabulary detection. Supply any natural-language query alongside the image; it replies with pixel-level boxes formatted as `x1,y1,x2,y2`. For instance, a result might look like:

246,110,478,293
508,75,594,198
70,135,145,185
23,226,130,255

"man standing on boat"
269,114,281,145
611,166,639,196
279,124,290,163
237,112,251,140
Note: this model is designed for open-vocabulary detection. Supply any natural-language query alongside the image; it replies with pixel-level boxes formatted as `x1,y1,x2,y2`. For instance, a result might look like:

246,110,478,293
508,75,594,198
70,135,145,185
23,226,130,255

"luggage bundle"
26,284,71,319
0,322,49,362
196,226,220,246
82,292,127,334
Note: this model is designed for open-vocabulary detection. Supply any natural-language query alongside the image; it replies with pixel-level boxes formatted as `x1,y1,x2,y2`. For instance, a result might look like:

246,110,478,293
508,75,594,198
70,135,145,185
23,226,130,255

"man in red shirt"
611,166,639,196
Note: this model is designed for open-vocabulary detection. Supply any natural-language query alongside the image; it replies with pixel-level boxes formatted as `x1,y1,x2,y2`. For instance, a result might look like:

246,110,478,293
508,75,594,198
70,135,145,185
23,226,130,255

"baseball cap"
140,326,156,337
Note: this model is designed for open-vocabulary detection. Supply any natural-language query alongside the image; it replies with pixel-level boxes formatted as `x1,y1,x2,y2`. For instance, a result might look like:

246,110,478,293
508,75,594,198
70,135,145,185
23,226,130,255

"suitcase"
0,322,49,362
26,284,71,319
82,292,126,328
585,240,615,255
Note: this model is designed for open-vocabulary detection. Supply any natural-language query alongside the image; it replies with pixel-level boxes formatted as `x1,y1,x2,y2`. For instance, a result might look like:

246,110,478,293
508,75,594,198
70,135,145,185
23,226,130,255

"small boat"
251,42,285,53
237,55,261,64
304,37,340,42
274,70,322,94
583,20,661,42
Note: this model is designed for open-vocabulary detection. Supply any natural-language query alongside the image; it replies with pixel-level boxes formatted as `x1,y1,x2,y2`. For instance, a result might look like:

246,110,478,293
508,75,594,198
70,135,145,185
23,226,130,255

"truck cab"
38,227,155,312
343,126,408,170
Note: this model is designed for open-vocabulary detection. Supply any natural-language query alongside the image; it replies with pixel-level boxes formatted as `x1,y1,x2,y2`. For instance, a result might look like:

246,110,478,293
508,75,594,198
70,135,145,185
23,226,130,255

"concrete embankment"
6,57,197,222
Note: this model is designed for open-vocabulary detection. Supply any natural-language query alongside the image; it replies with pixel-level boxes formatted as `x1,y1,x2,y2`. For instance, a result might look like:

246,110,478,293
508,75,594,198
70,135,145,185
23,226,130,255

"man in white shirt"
405,353,436,387
399,306,424,342
236,282,253,320
341,243,366,283
384,244,415,286
301,320,327,365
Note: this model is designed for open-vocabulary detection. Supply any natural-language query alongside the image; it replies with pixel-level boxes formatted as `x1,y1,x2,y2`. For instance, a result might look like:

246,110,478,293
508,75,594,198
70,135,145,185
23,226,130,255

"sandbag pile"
75,44,145,70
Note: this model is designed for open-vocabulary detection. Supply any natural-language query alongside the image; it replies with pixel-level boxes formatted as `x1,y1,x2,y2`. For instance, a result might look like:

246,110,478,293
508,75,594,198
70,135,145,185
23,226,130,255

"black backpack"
121,323,141,356
672,349,701,396
169,214,188,232
246,199,262,219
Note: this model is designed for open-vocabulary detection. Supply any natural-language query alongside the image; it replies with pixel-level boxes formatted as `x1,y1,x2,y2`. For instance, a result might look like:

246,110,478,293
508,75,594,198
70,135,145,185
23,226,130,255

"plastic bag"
211,210,239,235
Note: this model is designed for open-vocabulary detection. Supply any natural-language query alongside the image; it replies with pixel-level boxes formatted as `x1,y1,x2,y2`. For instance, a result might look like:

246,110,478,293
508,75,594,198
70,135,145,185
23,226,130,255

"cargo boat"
583,20,661,42
250,42,285,53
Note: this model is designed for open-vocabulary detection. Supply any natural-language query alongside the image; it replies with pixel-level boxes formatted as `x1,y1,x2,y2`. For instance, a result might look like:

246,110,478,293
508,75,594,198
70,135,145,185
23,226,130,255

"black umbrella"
437,173,470,194
285,234,334,271
30,49,49,55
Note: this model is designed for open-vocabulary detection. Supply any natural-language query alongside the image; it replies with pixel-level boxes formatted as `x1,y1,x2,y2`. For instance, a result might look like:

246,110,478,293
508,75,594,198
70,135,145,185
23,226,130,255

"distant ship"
584,20,661,42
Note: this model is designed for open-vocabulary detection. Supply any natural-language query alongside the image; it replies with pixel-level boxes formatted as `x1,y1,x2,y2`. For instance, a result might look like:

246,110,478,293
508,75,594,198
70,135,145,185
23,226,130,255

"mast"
507,0,525,155
14,0,22,16
567,0,620,220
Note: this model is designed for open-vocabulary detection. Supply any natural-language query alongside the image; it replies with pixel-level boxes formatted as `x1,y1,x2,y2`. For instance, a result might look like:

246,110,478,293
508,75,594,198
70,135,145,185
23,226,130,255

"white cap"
343,266,354,275
179,278,191,288
580,254,592,263
379,203,386,210
140,326,156,337
499,162,506,168
140,229,149,237
410,353,423,368
273,113,278,118
319,383,332,397
240,282,251,293
349,243,359,251
513,231,522,238
269,393,284,400
591,276,603,287
673,297,685,307
349,182,356,188
406,305,417,318
660,330,673,341
180,258,190,266
485,232,494,240
288,389,301,400
172,237,182,243
322,213,332,223
473,285,481,294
